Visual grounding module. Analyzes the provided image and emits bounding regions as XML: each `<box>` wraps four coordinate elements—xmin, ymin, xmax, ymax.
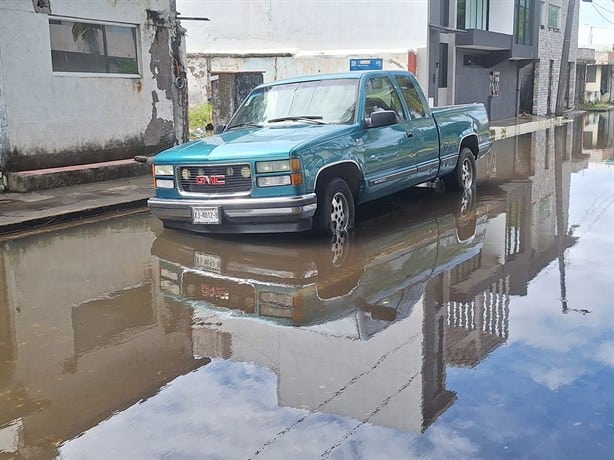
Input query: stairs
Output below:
<box><xmin>6</xmin><ymin>158</ymin><xmax>151</xmax><ymax>193</ymax></box>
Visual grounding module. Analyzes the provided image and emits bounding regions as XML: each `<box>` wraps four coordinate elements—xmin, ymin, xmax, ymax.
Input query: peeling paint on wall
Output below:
<box><xmin>145</xmin><ymin>91</ymin><xmax>175</xmax><ymax>147</ymax></box>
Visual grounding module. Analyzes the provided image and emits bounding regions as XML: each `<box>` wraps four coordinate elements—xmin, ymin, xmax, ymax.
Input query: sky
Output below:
<box><xmin>579</xmin><ymin>0</ymin><xmax>614</xmax><ymax>27</ymax></box>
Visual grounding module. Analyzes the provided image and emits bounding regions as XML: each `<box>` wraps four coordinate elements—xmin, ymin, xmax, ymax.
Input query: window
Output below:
<box><xmin>539</xmin><ymin>1</ymin><xmax>546</xmax><ymax>26</ymax></box>
<box><xmin>438</xmin><ymin>44</ymin><xmax>449</xmax><ymax>88</ymax></box>
<box><xmin>49</xmin><ymin>18</ymin><xmax>138</xmax><ymax>74</ymax></box>
<box><xmin>395</xmin><ymin>75</ymin><xmax>427</xmax><ymax>119</ymax></box>
<box><xmin>363</xmin><ymin>77</ymin><xmax>405</xmax><ymax>120</ymax></box>
<box><xmin>457</xmin><ymin>0</ymin><xmax>488</xmax><ymax>30</ymax></box>
<box><xmin>515</xmin><ymin>0</ymin><xmax>532</xmax><ymax>45</ymax></box>
<box><xmin>547</xmin><ymin>5</ymin><xmax>560</xmax><ymax>30</ymax></box>
<box><xmin>586</xmin><ymin>66</ymin><xmax>597</xmax><ymax>83</ymax></box>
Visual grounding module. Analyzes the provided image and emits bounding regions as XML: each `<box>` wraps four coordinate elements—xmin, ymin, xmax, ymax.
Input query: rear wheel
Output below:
<box><xmin>313</xmin><ymin>178</ymin><xmax>355</xmax><ymax>235</ymax></box>
<box><xmin>444</xmin><ymin>147</ymin><xmax>476</xmax><ymax>192</ymax></box>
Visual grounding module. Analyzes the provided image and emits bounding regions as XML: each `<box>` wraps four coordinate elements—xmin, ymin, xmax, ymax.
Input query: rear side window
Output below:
<box><xmin>395</xmin><ymin>75</ymin><xmax>427</xmax><ymax>119</ymax></box>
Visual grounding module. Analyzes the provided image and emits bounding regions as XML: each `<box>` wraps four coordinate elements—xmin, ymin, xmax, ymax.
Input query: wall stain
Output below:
<box><xmin>32</xmin><ymin>0</ymin><xmax>51</xmax><ymax>14</ymax></box>
<box><xmin>145</xmin><ymin>91</ymin><xmax>175</xmax><ymax>147</ymax></box>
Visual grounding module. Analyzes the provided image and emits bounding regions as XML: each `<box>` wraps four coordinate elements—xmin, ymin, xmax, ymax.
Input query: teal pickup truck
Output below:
<box><xmin>148</xmin><ymin>70</ymin><xmax>490</xmax><ymax>234</ymax></box>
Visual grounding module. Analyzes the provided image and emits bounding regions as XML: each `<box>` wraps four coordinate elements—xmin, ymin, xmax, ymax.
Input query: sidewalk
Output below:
<box><xmin>0</xmin><ymin>113</ymin><xmax>579</xmax><ymax>237</ymax></box>
<box><xmin>0</xmin><ymin>175</ymin><xmax>153</xmax><ymax>236</ymax></box>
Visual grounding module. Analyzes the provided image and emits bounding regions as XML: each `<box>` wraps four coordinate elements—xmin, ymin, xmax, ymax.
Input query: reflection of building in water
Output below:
<box><xmin>580</xmin><ymin>112</ymin><xmax>614</xmax><ymax>162</ymax></box>
<box><xmin>0</xmin><ymin>218</ymin><xmax>202</xmax><ymax>459</ymax></box>
<box><xmin>463</xmin><ymin>117</ymin><xmax>589</xmax><ymax>325</ymax></box>
<box><xmin>445</xmin><ymin>280</ymin><xmax>510</xmax><ymax>368</ymax></box>
<box><xmin>152</xmin><ymin>206</ymin><xmax>490</xmax><ymax>435</ymax></box>
<box><xmin>190</xmin><ymin>285</ymin><xmax>456</xmax><ymax>435</ymax></box>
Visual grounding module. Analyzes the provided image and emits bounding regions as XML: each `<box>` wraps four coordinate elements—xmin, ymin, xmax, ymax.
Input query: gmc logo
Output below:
<box><xmin>195</xmin><ymin>175</ymin><xmax>226</xmax><ymax>185</ymax></box>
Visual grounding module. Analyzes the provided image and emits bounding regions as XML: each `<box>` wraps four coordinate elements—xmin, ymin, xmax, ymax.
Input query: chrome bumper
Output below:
<box><xmin>147</xmin><ymin>194</ymin><xmax>317</xmax><ymax>233</ymax></box>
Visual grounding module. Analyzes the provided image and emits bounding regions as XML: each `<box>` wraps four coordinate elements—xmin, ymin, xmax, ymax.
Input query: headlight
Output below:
<box><xmin>154</xmin><ymin>165</ymin><xmax>174</xmax><ymax>176</ymax></box>
<box><xmin>256</xmin><ymin>158</ymin><xmax>301</xmax><ymax>173</ymax></box>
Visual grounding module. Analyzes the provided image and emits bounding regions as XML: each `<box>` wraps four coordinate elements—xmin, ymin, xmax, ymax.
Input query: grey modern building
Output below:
<box><xmin>428</xmin><ymin>0</ymin><xmax>579</xmax><ymax>120</ymax></box>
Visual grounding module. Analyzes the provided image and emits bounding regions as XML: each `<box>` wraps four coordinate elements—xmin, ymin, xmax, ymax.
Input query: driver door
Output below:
<box><xmin>359</xmin><ymin>76</ymin><xmax>414</xmax><ymax>200</ymax></box>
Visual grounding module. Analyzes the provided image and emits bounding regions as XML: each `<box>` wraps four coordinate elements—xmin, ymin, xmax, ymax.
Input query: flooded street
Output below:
<box><xmin>1</xmin><ymin>113</ymin><xmax>613</xmax><ymax>459</ymax></box>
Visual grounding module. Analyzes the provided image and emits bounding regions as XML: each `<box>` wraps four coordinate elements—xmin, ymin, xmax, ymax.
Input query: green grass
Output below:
<box><xmin>581</xmin><ymin>101</ymin><xmax>612</xmax><ymax>110</ymax></box>
<box><xmin>188</xmin><ymin>103</ymin><xmax>213</xmax><ymax>130</ymax></box>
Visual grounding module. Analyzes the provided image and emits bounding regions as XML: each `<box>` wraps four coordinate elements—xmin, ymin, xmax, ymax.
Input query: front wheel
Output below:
<box><xmin>443</xmin><ymin>147</ymin><xmax>476</xmax><ymax>192</ymax></box>
<box><xmin>313</xmin><ymin>178</ymin><xmax>355</xmax><ymax>235</ymax></box>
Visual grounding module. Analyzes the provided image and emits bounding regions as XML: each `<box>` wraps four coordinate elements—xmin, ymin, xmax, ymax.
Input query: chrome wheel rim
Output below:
<box><xmin>461</xmin><ymin>157</ymin><xmax>473</xmax><ymax>189</ymax></box>
<box><xmin>330</xmin><ymin>192</ymin><xmax>349</xmax><ymax>231</ymax></box>
<box><xmin>330</xmin><ymin>231</ymin><xmax>349</xmax><ymax>267</ymax></box>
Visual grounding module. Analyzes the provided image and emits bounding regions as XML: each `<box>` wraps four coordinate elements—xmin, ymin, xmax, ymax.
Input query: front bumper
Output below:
<box><xmin>147</xmin><ymin>194</ymin><xmax>318</xmax><ymax>233</ymax></box>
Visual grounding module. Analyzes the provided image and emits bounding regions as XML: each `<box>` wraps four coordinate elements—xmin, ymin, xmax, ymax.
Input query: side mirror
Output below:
<box><xmin>214</xmin><ymin>124</ymin><xmax>226</xmax><ymax>134</ymax></box>
<box><xmin>365</xmin><ymin>110</ymin><xmax>397</xmax><ymax>128</ymax></box>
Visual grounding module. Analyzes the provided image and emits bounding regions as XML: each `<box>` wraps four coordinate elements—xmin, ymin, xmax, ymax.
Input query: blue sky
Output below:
<box><xmin>580</xmin><ymin>1</ymin><xmax>614</xmax><ymax>27</ymax></box>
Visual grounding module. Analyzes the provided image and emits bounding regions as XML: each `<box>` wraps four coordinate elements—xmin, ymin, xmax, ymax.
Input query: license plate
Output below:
<box><xmin>192</xmin><ymin>206</ymin><xmax>219</xmax><ymax>224</ymax></box>
<box><xmin>194</xmin><ymin>252</ymin><xmax>222</xmax><ymax>272</ymax></box>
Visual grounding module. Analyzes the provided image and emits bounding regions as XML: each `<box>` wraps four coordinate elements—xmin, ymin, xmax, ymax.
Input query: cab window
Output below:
<box><xmin>395</xmin><ymin>75</ymin><xmax>427</xmax><ymax>119</ymax></box>
<box><xmin>363</xmin><ymin>77</ymin><xmax>405</xmax><ymax>121</ymax></box>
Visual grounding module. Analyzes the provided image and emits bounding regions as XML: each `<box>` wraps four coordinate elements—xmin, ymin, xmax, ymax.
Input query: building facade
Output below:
<box><xmin>0</xmin><ymin>0</ymin><xmax>188</xmax><ymax>189</ymax></box>
<box><xmin>180</xmin><ymin>0</ymin><xmax>580</xmax><ymax>125</ymax></box>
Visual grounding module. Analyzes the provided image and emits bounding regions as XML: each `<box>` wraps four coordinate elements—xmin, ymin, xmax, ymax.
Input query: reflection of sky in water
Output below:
<box><xmin>59</xmin><ymin>360</ymin><xmax>478</xmax><ymax>460</ymax></box>
<box><xmin>442</xmin><ymin>163</ymin><xmax>614</xmax><ymax>459</ymax></box>
<box><xmin>59</xmin><ymin>164</ymin><xmax>614</xmax><ymax>459</ymax></box>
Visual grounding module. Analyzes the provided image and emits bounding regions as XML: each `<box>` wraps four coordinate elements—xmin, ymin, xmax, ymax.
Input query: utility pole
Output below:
<box><xmin>555</xmin><ymin>0</ymin><xmax>577</xmax><ymax>115</ymax></box>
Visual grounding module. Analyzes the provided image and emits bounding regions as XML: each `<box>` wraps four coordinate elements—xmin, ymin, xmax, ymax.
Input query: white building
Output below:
<box><xmin>0</xmin><ymin>0</ymin><xmax>187</xmax><ymax>191</ymax></box>
<box><xmin>179</xmin><ymin>0</ymin><xmax>429</xmax><ymax>122</ymax></box>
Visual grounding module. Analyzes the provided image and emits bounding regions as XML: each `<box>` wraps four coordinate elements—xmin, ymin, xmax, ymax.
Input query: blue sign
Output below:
<box><xmin>350</xmin><ymin>58</ymin><xmax>383</xmax><ymax>71</ymax></box>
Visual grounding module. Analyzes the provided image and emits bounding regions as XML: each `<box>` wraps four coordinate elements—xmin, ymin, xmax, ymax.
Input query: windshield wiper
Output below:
<box><xmin>226</xmin><ymin>122</ymin><xmax>263</xmax><ymax>130</ymax></box>
<box><xmin>267</xmin><ymin>116</ymin><xmax>327</xmax><ymax>124</ymax></box>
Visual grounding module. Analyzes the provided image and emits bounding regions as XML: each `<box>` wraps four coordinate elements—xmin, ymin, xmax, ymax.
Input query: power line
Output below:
<box><xmin>593</xmin><ymin>3</ymin><xmax>614</xmax><ymax>25</ymax></box>
<box><xmin>594</xmin><ymin>0</ymin><xmax>614</xmax><ymax>16</ymax></box>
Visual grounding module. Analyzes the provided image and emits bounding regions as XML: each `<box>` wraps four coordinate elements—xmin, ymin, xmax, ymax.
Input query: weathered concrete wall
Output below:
<box><xmin>0</xmin><ymin>0</ymin><xmax>187</xmax><ymax>172</ymax></box>
<box><xmin>178</xmin><ymin>0</ymin><xmax>429</xmax><ymax>109</ymax></box>
<box><xmin>0</xmin><ymin>41</ymin><xmax>8</xmax><ymax>190</ymax></box>
<box><xmin>179</xmin><ymin>0</ymin><xmax>428</xmax><ymax>54</ymax></box>
<box><xmin>186</xmin><ymin>51</ymin><xmax>423</xmax><ymax>110</ymax></box>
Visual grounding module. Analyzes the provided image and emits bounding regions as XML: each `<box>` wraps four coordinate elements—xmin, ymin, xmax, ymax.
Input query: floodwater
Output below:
<box><xmin>1</xmin><ymin>112</ymin><xmax>613</xmax><ymax>460</ymax></box>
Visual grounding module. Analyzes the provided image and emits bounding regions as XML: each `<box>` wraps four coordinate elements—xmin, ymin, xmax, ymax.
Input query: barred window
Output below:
<box><xmin>49</xmin><ymin>18</ymin><xmax>138</xmax><ymax>75</ymax></box>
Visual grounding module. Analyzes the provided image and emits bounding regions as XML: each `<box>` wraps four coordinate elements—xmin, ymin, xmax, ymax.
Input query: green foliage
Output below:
<box><xmin>581</xmin><ymin>101</ymin><xmax>612</xmax><ymax>110</ymax></box>
<box><xmin>188</xmin><ymin>103</ymin><xmax>213</xmax><ymax>130</ymax></box>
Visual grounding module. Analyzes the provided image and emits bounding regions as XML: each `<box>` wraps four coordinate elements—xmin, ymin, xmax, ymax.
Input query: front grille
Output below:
<box><xmin>178</xmin><ymin>164</ymin><xmax>252</xmax><ymax>194</ymax></box>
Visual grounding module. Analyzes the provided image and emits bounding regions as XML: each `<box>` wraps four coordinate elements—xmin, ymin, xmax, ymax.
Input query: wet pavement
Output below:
<box><xmin>0</xmin><ymin>112</ymin><xmax>613</xmax><ymax>459</ymax></box>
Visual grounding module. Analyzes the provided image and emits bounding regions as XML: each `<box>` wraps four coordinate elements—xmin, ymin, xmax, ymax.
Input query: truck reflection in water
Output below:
<box><xmin>151</xmin><ymin>187</ymin><xmax>508</xmax><ymax>433</ymax></box>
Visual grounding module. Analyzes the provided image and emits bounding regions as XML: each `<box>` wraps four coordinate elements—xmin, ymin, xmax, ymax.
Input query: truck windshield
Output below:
<box><xmin>227</xmin><ymin>78</ymin><xmax>358</xmax><ymax>128</ymax></box>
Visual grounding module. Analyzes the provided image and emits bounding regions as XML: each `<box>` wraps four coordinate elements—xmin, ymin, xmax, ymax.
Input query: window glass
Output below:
<box><xmin>547</xmin><ymin>5</ymin><xmax>560</xmax><ymax>29</ymax></box>
<box><xmin>228</xmin><ymin>79</ymin><xmax>358</xmax><ymax>127</ymax></box>
<box><xmin>49</xmin><ymin>19</ymin><xmax>138</xmax><ymax>74</ymax></box>
<box><xmin>395</xmin><ymin>75</ymin><xmax>427</xmax><ymax>119</ymax></box>
<box><xmin>363</xmin><ymin>77</ymin><xmax>405</xmax><ymax>120</ymax></box>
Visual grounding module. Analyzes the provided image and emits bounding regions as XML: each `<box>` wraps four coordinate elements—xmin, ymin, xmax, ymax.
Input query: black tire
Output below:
<box><xmin>443</xmin><ymin>147</ymin><xmax>476</xmax><ymax>192</ymax></box>
<box><xmin>313</xmin><ymin>178</ymin><xmax>355</xmax><ymax>235</ymax></box>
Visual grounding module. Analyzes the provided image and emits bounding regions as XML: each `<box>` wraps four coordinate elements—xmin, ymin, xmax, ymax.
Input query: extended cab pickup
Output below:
<box><xmin>148</xmin><ymin>70</ymin><xmax>490</xmax><ymax>234</ymax></box>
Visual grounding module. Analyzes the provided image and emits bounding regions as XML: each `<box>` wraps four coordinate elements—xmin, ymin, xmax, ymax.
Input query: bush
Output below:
<box><xmin>188</xmin><ymin>103</ymin><xmax>213</xmax><ymax>130</ymax></box>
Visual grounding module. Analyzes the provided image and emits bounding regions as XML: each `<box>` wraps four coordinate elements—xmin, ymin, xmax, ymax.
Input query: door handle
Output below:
<box><xmin>405</xmin><ymin>130</ymin><xmax>414</xmax><ymax>138</ymax></box>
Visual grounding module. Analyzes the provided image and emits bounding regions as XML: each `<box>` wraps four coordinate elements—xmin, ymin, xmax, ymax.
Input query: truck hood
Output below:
<box><xmin>154</xmin><ymin>124</ymin><xmax>355</xmax><ymax>163</ymax></box>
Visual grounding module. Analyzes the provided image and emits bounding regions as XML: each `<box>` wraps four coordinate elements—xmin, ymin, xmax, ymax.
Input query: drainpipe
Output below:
<box><xmin>555</xmin><ymin>0</ymin><xmax>576</xmax><ymax>115</ymax></box>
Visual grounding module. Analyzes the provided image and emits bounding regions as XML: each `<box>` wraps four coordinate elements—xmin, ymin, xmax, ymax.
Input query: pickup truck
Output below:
<box><xmin>148</xmin><ymin>70</ymin><xmax>490</xmax><ymax>234</ymax></box>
